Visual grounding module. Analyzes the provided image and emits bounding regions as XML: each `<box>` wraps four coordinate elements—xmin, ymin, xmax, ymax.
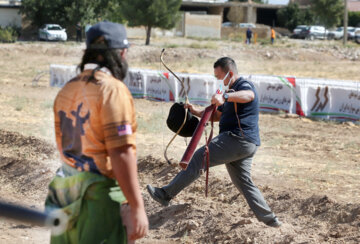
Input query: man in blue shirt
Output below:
<box><xmin>147</xmin><ymin>57</ymin><xmax>281</xmax><ymax>227</ymax></box>
<box><xmin>246</xmin><ymin>27</ymin><xmax>252</xmax><ymax>44</ymax></box>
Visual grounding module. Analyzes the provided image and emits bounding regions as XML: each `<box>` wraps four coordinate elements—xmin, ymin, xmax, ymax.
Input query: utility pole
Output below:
<box><xmin>343</xmin><ymin>0</ymin><xmax>348</xmax><ymax>45</ymax></box>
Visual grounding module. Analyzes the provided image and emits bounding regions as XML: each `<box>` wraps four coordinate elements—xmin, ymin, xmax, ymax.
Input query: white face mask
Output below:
<box><xmin>217</xmin><ymin>71</ymin><xmax>230</xmax><ymax>92</ymax></box>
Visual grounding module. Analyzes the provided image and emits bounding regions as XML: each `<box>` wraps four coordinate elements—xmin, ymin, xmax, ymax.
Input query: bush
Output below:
<box><xmin>349</xmin><ymin>12</ymin><xmax>360</xmax><ymax>27</ymax></box>
<box><xmin>277</xmin><ymin>3</ymin><xmax>315</xmax><ymax>31</ymax></box>
<box><xmin>0</xmin><ymin>26</ymin><xmax>18</xmax><ymax>43</ymax></box>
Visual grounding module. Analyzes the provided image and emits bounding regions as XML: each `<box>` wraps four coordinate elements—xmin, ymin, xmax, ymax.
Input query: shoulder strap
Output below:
<box><xmin>234</xmin><ymin>102</ymin><xmax>244</xmax><ymax>137</ymax></box>
<box><xmin>202</xmin><ymin>105</ymin><xmax>216</xmax><ymax>197</ymax></box>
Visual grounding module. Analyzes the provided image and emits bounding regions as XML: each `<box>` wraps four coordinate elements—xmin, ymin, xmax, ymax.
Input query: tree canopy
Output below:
<box><xmin>119</xmin><ymin>0</ymin><xmax>182</xmax><ymax>45</ymax></box>
<box><xmin>21</xmin><ymin>0</ymin><xmax>182</xmax><ymax>45</ymax></box>
<box><xmin>348</xmin><ymin>12</ymin><xmax>360</xmax><ymax>27</ymax></box>
<box><xmin>277</xmin><ymin>3</ymin><xmax>314</xmax><ymax>31</ymax></box>
<box><xmin>20</xmin><ymin>0</ymin><xmax>119</xmax><ymax>28</ymax></box>
<box><xmin>311</xmin><ymin>0</ymin><xmax>344</xmax><ymax>28</ymax></box>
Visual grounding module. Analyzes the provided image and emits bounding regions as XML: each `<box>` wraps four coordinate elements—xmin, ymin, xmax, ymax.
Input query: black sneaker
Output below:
<box><xmin>266</xmin><ymin>217</ymin><xmax>282</xmax><ymax>228</ymax></box>
<box><xmin>146</xmin><ymin>185</ymin><xmax>171</xmax><ymax>207</ymax></box>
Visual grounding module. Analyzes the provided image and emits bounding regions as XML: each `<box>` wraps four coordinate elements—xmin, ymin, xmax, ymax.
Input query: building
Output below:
<box><xmin>348</xmin><ymin>0</ymin><xmax>360</xmax><ymax>12</ymax></box>
<box><xmin>181</xmin><ymin>0</ymin><xmax>286</xmax><ymax>27</ymax></box>
<box><xmin>0</xmin><ymin>0</ymin><xmax>21</xmax><ymax>28</ymax></box>
<box><xmin>292</xmin><ymin>0</ymin><xmax>360</xmax><ymax>12</ymax></box>
<box><xmin>179</xmin><ymin>0</ymin><xmax>286</xmax><ymax>39</ymax></box>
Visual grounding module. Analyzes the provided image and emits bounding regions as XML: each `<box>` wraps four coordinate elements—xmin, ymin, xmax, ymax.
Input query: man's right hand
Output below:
<box><xmin>128</xmin><ymin>206</ymin><xmax>149</xmax><ymax>241</ymax></box>
<box><xmin>108</xmin><ymin>146</ymin><xmax>149</xmax><ymax>241</ymax></box>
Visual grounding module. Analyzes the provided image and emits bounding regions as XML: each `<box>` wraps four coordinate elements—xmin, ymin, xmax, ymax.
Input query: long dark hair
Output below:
<box><xmin>79</xmin><ymin>38</ymin><xmax>128</xmax><ymax>81</ymax></box>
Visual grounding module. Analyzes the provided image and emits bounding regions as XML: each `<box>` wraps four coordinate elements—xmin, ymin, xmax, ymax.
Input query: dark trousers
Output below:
<box><xmin>162</xmin><ymin>131</ymin><xmax>276</xmax><ymax>223</ymax></box>
<box><xmin>76</xmin><ymin>30</ymin><xmax>82</xmax><ymax>42</ymax></box>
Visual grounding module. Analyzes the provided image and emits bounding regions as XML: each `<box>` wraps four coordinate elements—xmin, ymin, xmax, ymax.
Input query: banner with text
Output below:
<box><xmin>49</xmin><ymin>65</ymin><xmax>359</xmax><ymax>122</ymax></box>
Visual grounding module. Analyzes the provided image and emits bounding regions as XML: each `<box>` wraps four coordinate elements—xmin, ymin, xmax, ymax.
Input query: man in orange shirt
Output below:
<box><xmin>45</xmin><ymin>21</ymin><xmax>148</xmax><ymax>243</ymax></box>
<box><xmin>271</xmin><ymin>27</ymin><xmax>276</xmax><ymax>44</ymax></box>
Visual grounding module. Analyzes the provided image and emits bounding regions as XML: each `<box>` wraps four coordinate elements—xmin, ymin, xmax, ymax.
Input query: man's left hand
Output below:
<box><xmin>211</xmin><ymin>93</ymin><xmax>224</xmax><ymax>106</ymax></box>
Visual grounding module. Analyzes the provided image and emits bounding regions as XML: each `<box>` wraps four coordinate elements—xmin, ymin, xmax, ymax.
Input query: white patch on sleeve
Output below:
<box><xmin>117</xmin><ymin>124</ymin><xmax>133</xmax><ymax>136</ymax></box>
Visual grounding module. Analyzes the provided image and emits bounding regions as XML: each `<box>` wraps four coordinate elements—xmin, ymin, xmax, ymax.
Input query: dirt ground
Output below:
<box><xmin>0</xmin><ymin>37</ymin><xmax>359</xmax><ymax>243</ymax></box>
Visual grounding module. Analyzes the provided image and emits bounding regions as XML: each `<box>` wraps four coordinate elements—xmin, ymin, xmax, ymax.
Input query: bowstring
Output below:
<box><xmin>159</xmin><ymin>51</ymin><xmax>165</xmax><ymax>160</ymax></box>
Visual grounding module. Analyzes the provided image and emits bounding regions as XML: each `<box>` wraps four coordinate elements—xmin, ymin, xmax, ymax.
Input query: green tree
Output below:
<box><xmin>20</xmin><ymin>0</ymin><xmax>117</xmax><ymax>28</ymax></box>
<box><xmin>277</xmin><ymin>3</ymin><xmax>314</xmax><ymax>31</ymax></box>
<box><xmin>119</xmin><ymin>0</ymin><xmax>182</xmax><ymax>45</ymax></box>
<box><xmin>302</xmin><ymin>8</ymin><xmax>315</xmax><ymax>26</ymax></box>
<box><xmin>20</xmin><ymin>0</ymin><xmax>66</xmax><ymax>27</ymax></box>
<box><xmin>102</xmin><ymin>1</ymin><xmax>126</xmax><ymax>24</ymax></box>
<box><xmin>311</xmin><ymin>0</ymin><xmax>344</xmax><ymax>29</ymax></box>
<box><xmin>348</xmin><ymin>11</ymin><xmax>360</xmax><ymax>27</ymax></box>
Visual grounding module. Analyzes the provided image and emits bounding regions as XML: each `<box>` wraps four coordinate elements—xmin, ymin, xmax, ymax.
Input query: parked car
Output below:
<box><xmin>355</xmin><ymin>29</ymin><xmax>360</xmax><ymax>44</ymax></box>
<box><xmin>328</xmin><ymin>26</ymin><xmax>355</xmax><ymax>40</ymax></box>
<box><xmin>291</xmin><ymin>25</ymin><xmax>308</xmax><ymax>39</ymax></box>
<box><xmin>299</xmin><ymin>25</ymin><xmax>328</xmax><ymax>40</ymax></box>
<box><xmin>221</xmin><ymin>22</ymin><xmax>235</xmax><ymax>27</ymax></box>
<box><xmin>221</xmin><ymin>22</ymin><xmax>256</xmax><ymax>28</ymax></box>
<box><xmin>38</xmin><ymin>24</ymin><xmax>67</xmax><ymax>41</ymax></box>
<box><xmin>347</xmin><ymin>27</ymin><xmax>360</xmax><ymax>40</ymax></box>
<box><xmin>238</xmin><ymin>23</ymin><xmax>256</xmax><ymax>28</ymax></box>
<box><xmin>328</xmin><ymin>27</ymin><xmax>344</xmax><ymax>40</ymax></box>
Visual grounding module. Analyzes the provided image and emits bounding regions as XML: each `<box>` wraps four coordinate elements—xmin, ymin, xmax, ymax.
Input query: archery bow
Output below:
<box><xmin>160</xmin><ymin>49</ymin><xmax>217</xmax><ymax>196</ymax></box>
<box><xmin>160</xmin><ymin>49</ymin><xmax>189</xmax><ymax>165</ymax></box>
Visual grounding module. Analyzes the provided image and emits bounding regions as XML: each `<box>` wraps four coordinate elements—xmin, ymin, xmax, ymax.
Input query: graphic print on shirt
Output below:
<box><xmin>58</xmin><ymin>103</ymin><xmax>100</xmax><ymax>174</ymax></box>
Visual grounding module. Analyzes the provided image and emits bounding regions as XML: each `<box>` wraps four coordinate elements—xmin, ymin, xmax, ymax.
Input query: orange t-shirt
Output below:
<box><xmin>54</xmin><ymin>68</ymin><xmax>137</xmax><ymax>178</ymax></box>
<box><xmin>271</xmin><ymin>29</ymin><xmax>276</xmax><ymax>39</ymax></box>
